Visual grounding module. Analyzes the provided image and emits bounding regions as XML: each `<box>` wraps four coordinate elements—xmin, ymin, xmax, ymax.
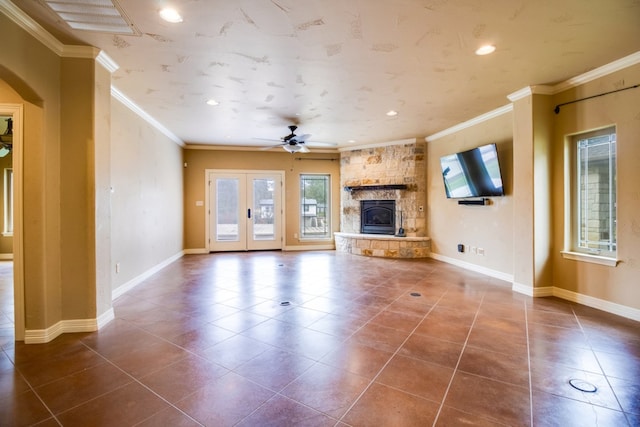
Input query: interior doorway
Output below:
<box><xmin>207</xmin><ymin>170</ymin><xmax>284</xmax><ymax>252</ymax></box>
<box><xmin>0</xmin><ymin>104</ymin><xmax>24</xmax><ymax>341</ymax></box>
<box><xmin>0</xmin><ymin>115</ymin><xmax>13</xmax><ymax>345</ymax></box>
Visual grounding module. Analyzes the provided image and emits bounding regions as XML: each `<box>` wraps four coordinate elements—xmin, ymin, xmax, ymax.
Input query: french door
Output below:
<box><xmin>207</xmin><ymin>170</ymin><xmax>283</xmax><ymax>251</ymax></box>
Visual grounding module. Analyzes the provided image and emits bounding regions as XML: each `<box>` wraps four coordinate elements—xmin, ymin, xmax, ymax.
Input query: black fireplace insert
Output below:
<box><xmin>360</xmin><ymin>200</ymin><xmax>396</xmax><ymax>235</ymax></box>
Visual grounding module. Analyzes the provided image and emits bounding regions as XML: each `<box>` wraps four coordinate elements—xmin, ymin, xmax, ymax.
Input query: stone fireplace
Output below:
<box><xmin>335</xmin><ymin>140</ymin><xmax>430</xmax><ymax>258</ymax></box>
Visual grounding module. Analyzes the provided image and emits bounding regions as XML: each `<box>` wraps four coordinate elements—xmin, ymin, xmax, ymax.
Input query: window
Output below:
<box><xmin>569</xmin><ymin>127</ymin><xmax>616</xmax><ymax>259</ymax></box>
<box><xmin>300</xmin><ymin>174</ymin><xmax>330</xmax><ymax>239</ymax></box>
<box><xmin>3</xmin><ymin>168</ymin><xmax>12</xmax><ymax>236</ymax></box>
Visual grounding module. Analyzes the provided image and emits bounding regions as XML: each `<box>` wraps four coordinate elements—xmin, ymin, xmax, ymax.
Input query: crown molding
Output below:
<box><xmin>554</xmin><ymin>51</ymin><xmax>640</xmax><ymax>93</ymax></box>
<box><xmin>111</xmin><ymin>86</ymin><xmax>184</xmax><ymax>147</ymax></box>
<box><xmin>60</xmin><ymin>45</ymin><xmax>100</xmax><ymax>59</ymax></box>
<box><xmin>507</xmin><ymin>85</ymin><xmax>556</xmax><ymax>102</ymax></box>
<box><xmin>96</xmin><ymin>51</ymin><xmax>119</xmax><ymax>73</ymax></box>
<box><xmin>425</xmin><ymin>104</ymin><xmax>513</xmax><ymax>142</ymax></box>
<box><xmin>429</xmin><ymin>51</ymin><xmax>640</xmax><ymax>142</ymax></box>
<box><xmin>508</xmin><ymin>51</ymin><xmax>640</xmax><ymax>100</ymax></box>
<box><xmin>338</xmin><ymin>138</ymin><xmax>419</xmax><ymax>152</ymax></box>
<box><xmin>0</xmin><ymin>0</ymin><xmax>64</xmax><ymax>55</ymax></box>
<box><xmin>185</xmin><ymin>144</ymin><xmax>338</xmax><ymax>153</ymax></box>
<box><xmin>0</xmin><ymin>0</ymin><xmax>119</xmax><ymax>73</ymax></box>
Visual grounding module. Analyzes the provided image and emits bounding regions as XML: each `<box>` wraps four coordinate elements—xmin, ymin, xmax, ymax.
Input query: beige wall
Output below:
<box><xmin>0</xmin><ymin>12</ymin><xmax>63</xmax><ymax>331</ymax></box>
<box><xmin>0</xmin><ymin>7</ymin><xmax>186</xmax><ymax>333</ymax></box>
<box><xmin>60</xmin><ymin>57</ymin><xmax>99</xmax><ymax>321</ymax></box>
<box><xmin>110</xmin><ymin>100</ymin><xmax>184</xmax><ymax>293</ymax></box>
<box><xmin>551</xmin><ymin>63</ymin><xmax>640</xmax><ymax>311</ymax></box>
<box><xmin>427</xmin><ymin>112</ymin><xmax>514</xmax><ymax>276</ymax></box>
<box><xmin>183</xmin><ymin>149</ymin><xmax>340</xmax><ymax>250</ymax></box>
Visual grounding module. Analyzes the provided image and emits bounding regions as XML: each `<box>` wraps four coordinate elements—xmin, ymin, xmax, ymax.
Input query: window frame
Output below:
<box><xmin>562</xmin><ymin>126</ymin><xmax>618</xmax><ymax>266</ymax></box>
<box><xmin>299</xmin><ymin>173</ymin><xmax>331</xmax><ymax>240</ymax></box>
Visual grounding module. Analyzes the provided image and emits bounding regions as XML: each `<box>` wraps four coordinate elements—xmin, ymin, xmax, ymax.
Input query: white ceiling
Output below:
<box><xmin>10</xmin><ymin>0</ymin><xmax>640</xmax><ymax>149</ymax></box>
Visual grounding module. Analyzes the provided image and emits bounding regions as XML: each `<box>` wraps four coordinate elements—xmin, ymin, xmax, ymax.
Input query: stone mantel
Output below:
<box><xmin>343</xmin><ymin>184</ymin><xmax>408</xmax><ymax>193</ymax></box>
<box><xmin>334</xmin><ymin>232</ymin><xmax>430</xmax><ymax>259</ymax></box>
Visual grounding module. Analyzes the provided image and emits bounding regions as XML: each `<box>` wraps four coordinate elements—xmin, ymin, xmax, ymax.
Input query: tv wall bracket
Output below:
<box><xmin>458</xmin><ymin>198</ymin><xmax>490</xmax><ymax>206</ymax></box>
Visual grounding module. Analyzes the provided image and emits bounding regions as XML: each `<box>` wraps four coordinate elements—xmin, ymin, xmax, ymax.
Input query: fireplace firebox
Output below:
<box><xmin>361</xmin><ymin>200</ymin><xmax>396</xmax><ymax>235</ymax></box>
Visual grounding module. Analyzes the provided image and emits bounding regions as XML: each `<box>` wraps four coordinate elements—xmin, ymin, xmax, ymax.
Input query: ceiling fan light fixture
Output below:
<box><xmin>282</xmin><ymin>144</ymin><xmax>303</xmax><ymax>153</ymax></box>
<box><xmin>159</xmin><ymin>8</ymin><xmax>183</xmax><ymax>23</ymax></box>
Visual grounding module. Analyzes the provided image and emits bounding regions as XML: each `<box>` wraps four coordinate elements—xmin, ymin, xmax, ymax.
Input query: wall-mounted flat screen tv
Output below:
<box><xmin>440</xmin><ymin>143</ymin><xmax>504</xmax><ymax>198</ymax></box>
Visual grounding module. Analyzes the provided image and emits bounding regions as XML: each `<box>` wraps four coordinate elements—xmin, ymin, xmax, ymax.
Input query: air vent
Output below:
<box><xmin>39</xmin><ymin>0</ymin><xmax>140</xmax><ymax>35</ymax></box>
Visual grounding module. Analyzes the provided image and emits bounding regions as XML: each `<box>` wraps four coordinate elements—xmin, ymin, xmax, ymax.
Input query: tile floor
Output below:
<box><xmin>0</xmin><ymin>252</ymin><xmax>639</xmax><ymax>426</ymax></box>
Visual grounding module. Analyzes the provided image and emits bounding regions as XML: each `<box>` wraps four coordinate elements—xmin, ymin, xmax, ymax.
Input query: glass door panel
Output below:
<box><xmin>251</xmin><ymin>177</ymin><xmax>275</xmax><ymax>241</ymax></box>
<box><xmin>216</xmin><ymin>178</ymin><xmax>239</xmax><ymax>242</ymax></box>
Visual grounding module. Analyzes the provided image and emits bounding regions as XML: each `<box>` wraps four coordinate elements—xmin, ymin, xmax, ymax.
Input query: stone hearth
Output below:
<box><xmin>334</xmin><ymin>232</ymin><xmax>430</xmax><ymax>259</ymax></box>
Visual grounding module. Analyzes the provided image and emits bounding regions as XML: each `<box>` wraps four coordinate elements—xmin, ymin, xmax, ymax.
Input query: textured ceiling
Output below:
<box><xmin>10</xmin><ymin>0</ymin><xmax>640</xmax><ymax>149</ymax></box>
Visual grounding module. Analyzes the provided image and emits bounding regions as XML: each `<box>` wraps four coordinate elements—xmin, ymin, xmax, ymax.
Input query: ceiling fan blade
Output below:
<box><xmin>254</xmin><ymin>137</ymin><xmax>282</xmax><ymax>143</ymax></box>
<box><xmin>295</xmin><ymin>133</ymin><xmax>312</xmax><ymax>142</ymax></box>
<box><xmin>260</xmin><ymin>143</ymin><xmax>284</xmax><ymax>151</ymax></box>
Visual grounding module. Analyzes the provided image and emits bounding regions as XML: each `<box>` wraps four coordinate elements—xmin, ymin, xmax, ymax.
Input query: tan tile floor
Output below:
<box><xmin>0</xmin><ymin>252</ymin><xmax>639</xmax><ymax>426</ymax></box>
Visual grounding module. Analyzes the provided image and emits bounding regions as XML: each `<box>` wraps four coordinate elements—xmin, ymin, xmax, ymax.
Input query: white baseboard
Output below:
<box><xmin>429</xmin><ymin>253</ymin><xmax>514</xmax><ymax>283</ymax></box>
<box><xmin>112</xmin><ymin>250</ymin><xmax>184</xmax><ymax>300</ymax></box>
<box><xmin>512</xmin><ymin>283</ymin><xmax>639</xmax><ymax>321</ymax></box>
<box><xmin>0</xmin><ymin>253</ymin><xmax>13</xmax><ymax>260</ymax></box>
<box><xmin>97</xmin><ymin>307</ymin><xmax>115</xmax><ymax>328</ymax></box>
<box><xmin>24</xmin><ymin>308</ymin><xmax>115</xmax><ymax>344</ymax></box>
<box><xmin>284</xmin><ymin>244</ymin><xmax>336</xmax><ymax>251</ymax></box>
<box><xmin>432</xmin><ymin>252</ymin><xmax>640</xmax><ymax>322</ymax></box>
<box><xmin>553</xmin><ymin>287</ymin><xmax>640</xmax><ymax>321</ymax></box>
<box><xmin>187</xmin><ymin>246</ymin><xmax>336</xmax><ymax>253</ymax></box>
<box><xmin>511</xmin><ymin>282</ymin><xmax>554</xmax><ymax>297</ymax></box>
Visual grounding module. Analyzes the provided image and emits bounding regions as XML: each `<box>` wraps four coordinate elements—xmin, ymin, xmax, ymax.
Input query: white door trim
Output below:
<box><xmin>205</xmin><ymin>169</ymin><xmax>285</xmax><ymax>252</ymax></box>
<box><xmin>0</xmin><ymin>103</ymin><xmax>24</xmax><ymax>341</ymax></box>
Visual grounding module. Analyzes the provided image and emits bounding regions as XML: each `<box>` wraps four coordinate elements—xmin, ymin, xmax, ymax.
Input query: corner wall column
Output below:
<box><xmin>509</xmin><ymin>87</ymin><xmax>555</xmax><ymax>296</ymax></box>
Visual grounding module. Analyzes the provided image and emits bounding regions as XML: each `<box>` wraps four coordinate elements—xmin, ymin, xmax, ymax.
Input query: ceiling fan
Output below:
<box><xmin>0</xmin><ymin>118</ymin><xmax>12</xmax><ymax>158</ymax></box>
<box><xmin>259</xmin><ymin>125</ymin><xmax>335</xmax><ymax>153</ymax></box>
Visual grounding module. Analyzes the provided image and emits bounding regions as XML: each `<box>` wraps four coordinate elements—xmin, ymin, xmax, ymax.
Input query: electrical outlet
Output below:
<box><xmin>294</xmin><ymin>233</ymin><xmax>298</xmax><ymax>238</ymax></box>
<box><xmin>470</xmin><ymin>247</ymin><xmax>477</xmax><ymax>254</ymax></box>
<box><xmin>477</xmin><ymin>248</ymin><xmax>485</xmax><ymax>256</ymax></box>
<box><xmin>115</xmin><ymin>263</ymin><xmax>120</xmax><ymax>273</ymax></box>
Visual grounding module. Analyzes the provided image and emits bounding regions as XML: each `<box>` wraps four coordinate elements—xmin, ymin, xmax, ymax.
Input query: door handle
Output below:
<box><xmin>247</xmin><ymin>208</ymin><xmax>251</xmax><ymax>219</ymax></box>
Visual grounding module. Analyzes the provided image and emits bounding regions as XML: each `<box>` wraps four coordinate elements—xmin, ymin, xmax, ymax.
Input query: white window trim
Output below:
<box><xmin>560</xmin><ymin>250</ymin><xmax>619</xmax><ymax>267</ymax></box>
<box><xmin>563</xmin><ymin>126</ymin><xmax>617</xmax><ymax>263</ymax></box>
<box><xmin>300</xmin><ymin>173</ymin><xmax>332</xmax><ymax>241</ymax></box>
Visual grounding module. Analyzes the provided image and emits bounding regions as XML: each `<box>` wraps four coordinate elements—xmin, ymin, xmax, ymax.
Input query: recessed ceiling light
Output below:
<box><xmin>159</xmin><ymin>8</ymin><xmax>183</xmax><ymax>23</ymax></box>
<box><xmin>386</xmin><ymin>110</ymin><xmax>398</xmax><ymax>117</ymax></box>
<box><xmin>475</xmin><ymin>45</ymin><xmax>496</xmax><ymax>56</ymax></box>
<box><xmin>348</xmin><ymin>139</ymin><xmax>356</xmax><ymax>143</ymax></box>
<box><xmin>206</xmin><ymin>99</ymin><xmax>219</xmax><ymax>106</ymax></box>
